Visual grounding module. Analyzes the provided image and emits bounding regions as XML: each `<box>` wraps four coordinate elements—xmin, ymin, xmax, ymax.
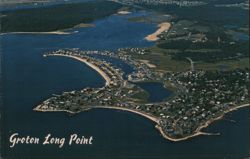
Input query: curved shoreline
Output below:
<box><xmin>92</xmin><ymin>106</ymin><xmax>160</xmax><ymax>123</ymax></box>
<box><xmin>34</xmin><ymin>105</ymin><xmax>159</xmax><ymax>123</ymax></box>
<box><xmin>157</xmin><ymin>103</ymin><xmax>250</xmax><ymax>142</ymax></box>
<box><xmin>34</xmin><ymin>103</ymin><xmax>249</xmax><ymax>142</ymax></box>
<box><xmin>45</xmin><ymin>54</ymin><xmax>111</xmax><ymax>86</ymax></box>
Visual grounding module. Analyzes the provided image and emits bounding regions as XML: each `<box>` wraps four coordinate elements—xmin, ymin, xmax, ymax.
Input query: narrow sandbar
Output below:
<box><xmin>74</xmin><ymin>23</ymin><xmax>95</xmax><ymax>28</ymax></box>
<box><xmin>145</xmin><ymin>22</ymin><xmax>171</xmax><ymax>41</ymax></box>
<box><xmin>0</xmin><ymin>31</ymin><xmax>71</xmax><ymax>35</ymax></box>
<box><xmin>117</xmin><ymin>11</ymin><xmax>131</xmax><ymax>15</ymax></box>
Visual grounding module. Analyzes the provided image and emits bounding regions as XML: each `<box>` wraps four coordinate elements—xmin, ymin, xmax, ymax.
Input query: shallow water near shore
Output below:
<box><xmin>1</xmin><ymin>10</ymin><xmax>250</xmax><ymax>159</ymax></box>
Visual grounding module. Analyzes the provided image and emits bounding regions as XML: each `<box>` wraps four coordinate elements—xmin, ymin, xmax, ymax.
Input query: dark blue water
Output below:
<box><xmin>136</xmin><ymin>82</ymin><xmax>172</xmax><ymax>103</ymax></box>
<box><xmin>232</xmin><ymin>32</ymin><xmax>249</xmax><ymax>41</ymax></box>
<box><xmin>224</xmin><ymin>25</ymin><xmax>239</xmax><ymax>29</ymax></box>
<box><xmin>1</xmin><ymin>11</ymin><xmax>250</xmax><ymax>159</ymax></box>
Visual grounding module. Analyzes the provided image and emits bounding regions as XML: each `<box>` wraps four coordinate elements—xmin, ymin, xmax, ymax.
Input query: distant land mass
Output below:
<box><xmin>0</xmin><ymin>0</ymin><xmax>57</xmax><ymax>6</ymax></box>
<box><xmin>0</xmin><ymin>1</ymin><xmax>122</xmax><ymax>33</ymax></box>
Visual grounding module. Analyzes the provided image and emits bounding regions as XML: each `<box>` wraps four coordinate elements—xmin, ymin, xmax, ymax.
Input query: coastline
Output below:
<box><xmin>145</xmin><ymin>22</ymin><xmax>171</xmax><ymax>41</ymax></box>
<box><xmin>0</xmin><ymin>22</ymin><xmax>97</xmax><ymax>36</ymax></box>
<box><xmin>156</xmin><ymin>103</ymin><xmax>250</xmax><ymax>142</ymax></box>
<box><xmin>0</xmin><ymin>0</ymin><xmax>50</xmax><ymax>6</ymax></box>
<box><xmin>46</xmin><ymin>54</ymin><xmax>111</xmax><ymax>86</ymax></box>
<box><xmin>33</xmin><ymin>106</ymin><xmax>77</xmax><ymax>114</ymax></box>
<box><xmin>35</xmin><ymin>51</ymin><xmax>250</xmax><ymax>142</ymax></box>
<box><xmin>92</xmin><ymin>106</ymin><xmax>160</xmax><ymax>123</ymax></box>
<box><xmin>155</xmin><ymin>125</ymin><xmax>219</xmax><ymax>142</ymax></box>
<box><xmin>0</xmin><ymin>31</ymin><xmax>71</xmax><ymax>35</ymax></box>
<box><xmin>34</xmin><ymin>103</ymin><xmax>250</xmax><ymax>142</ymax></box>
<box><xmin>74</xmin><ymin>23</ymin><xmax>95</xmax><ymax>28</ymax></box>
<box><xmin>34</xmin><ymin>105</ymin><xmax>160</xmax><ymax>123</ymax></box>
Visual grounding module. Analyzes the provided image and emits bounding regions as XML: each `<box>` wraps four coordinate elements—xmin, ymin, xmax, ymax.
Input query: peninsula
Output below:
<box><xmin>34</xmin><ymin>49</ymin><xmax>250</xmax><ymax>142</ymax></box>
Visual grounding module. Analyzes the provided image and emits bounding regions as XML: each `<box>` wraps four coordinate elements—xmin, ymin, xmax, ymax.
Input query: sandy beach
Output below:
<box><xmin>34</xmin><ymin>104</ymin><xmax>159</xmax><ymax>123</ymax></box>
<box><xmin>92</xmin><ymin>106</ymin><xmax>160</xmax><ymax>123</ymax></box>
<box><xmin>117</xmin><ymin>11</ymin><xmax>131</xmax><ymax>15</ymax></box>
<box><xmin>145</xmin><ymin>22</ymin><xmax>171</xmax><ymax>41</ymax></box>
<box><xmin>74</xmin><ymin>23</ymin><xmax>95</xmax><ymax>28</ymax></box>
<box><xmin>47</xmin><ymin>54</ymin><xmax>112</xmax><ymax>86</ymax></box>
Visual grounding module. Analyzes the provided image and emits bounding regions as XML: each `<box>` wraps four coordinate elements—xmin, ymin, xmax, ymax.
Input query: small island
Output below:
<box><xmin>34</xmin><ymin>48</ymin><xmax>249</xmax><ymax>141</ymax></box>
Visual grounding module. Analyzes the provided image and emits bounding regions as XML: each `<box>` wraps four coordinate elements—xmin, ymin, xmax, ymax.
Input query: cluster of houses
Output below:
<box><xmin>157</xmin><ymin>69</ymin><xmax>249</xmax><ymax>137</ymax></box>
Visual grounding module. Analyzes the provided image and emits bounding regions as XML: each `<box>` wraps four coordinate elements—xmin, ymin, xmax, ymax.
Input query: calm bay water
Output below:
<box><xmin>136</xmin><ymin>82</ymin><xmax>172</xmax><ymax>103</ymax></box>
<box><xmin>1</xmin><ymin>11</ymin><xmax>249</xmax><ymax>159</ymax></box>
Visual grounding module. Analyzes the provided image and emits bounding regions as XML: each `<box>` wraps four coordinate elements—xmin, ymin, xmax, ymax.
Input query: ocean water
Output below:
<box><xmin>1</xmin><ymin>11</ymin><xmax>249</xmax><ymax>159</ymax></box>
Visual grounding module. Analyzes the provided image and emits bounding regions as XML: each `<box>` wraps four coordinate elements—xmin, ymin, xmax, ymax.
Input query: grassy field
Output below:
<box><xmin>131</xmin><ymin>90</ymin><xmax>149</xmax><ymax>103</ymax></box>
<box><xmin>127</xmin><ymin>1</ymin><xmax>249</xmax><ymax>72</ymax></box>
<box><xmin>132</xmin><ymin>13</ymin><xmax>249</xmax><ymax>72</ymax></box>
<box><xmin>195</xmin><ymin>58</ymin><xmax>250</xmax><ymax>70</ymax></box>
<box><xmin>130</xmin><ymin>45</ymin><xmax>249</xmax><ymax>72</ymax></box>
<box><xmin>130</xmin><ymin>47</ymin><xmax>190</xmax><ymax>72</ymax></box>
